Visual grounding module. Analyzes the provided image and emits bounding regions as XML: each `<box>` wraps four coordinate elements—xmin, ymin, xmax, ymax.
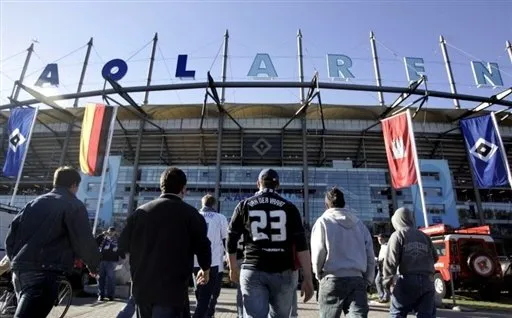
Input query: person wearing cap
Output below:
<box><xmin>310</xmin><ymin>187</ymin><xmax>375</xmax><ymax>318</ymax></box>
<box><xmin>383</xmin><ymin>207</ymin><xmax>438</xmax><ymax>318</ymax></box>
<box><xmin>96</xmin><ymin>226</ymin><xmax>123</xmax><ymax>301</ymax></box>
<box><xmin>227</xmin><ymin>168</ymin><xmax>314</xmax><ymax>318</ymax></box>
<box><xmin>374</xmin><ymin>234</ymin><xmax>390</xmax><ymax>303</ymax></box>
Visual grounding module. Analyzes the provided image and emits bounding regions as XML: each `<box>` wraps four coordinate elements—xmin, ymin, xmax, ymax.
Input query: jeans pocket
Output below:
<box><xmin>320</xmin><ymin>276</ymin><xmax>334</xmax><ymax>288</ymax></box>
<box><xmin>318</xmin><ymin>278</ymin><xmax>337</xmax><ymax>305</ymax></box>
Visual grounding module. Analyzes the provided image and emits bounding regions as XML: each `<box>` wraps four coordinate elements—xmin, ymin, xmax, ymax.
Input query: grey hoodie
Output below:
<box><xmin>310</xmin><ymin>208</ymin><xmax>375</xmax><ymax>283</ymax></box>
<box><xmin>383</xmin><ymin>207</ymin><xmax>438</xmax><ymax>285</ymax></box>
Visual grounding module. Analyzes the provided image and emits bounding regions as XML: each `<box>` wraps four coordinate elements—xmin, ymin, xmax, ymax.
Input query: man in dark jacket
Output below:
<box><xmin>119</xmin><ymin>167</ymin><xmax>211</xmax><ymax>318</ymax></box>
<box><xmin>383</xmin><ymin>207</ymin><xmax>438</xmax><ymax>318</ymax></box>
<box><xmin>5</xmin><ymin>166</ymin><xmax>101</xmax><ymax>318</ymax></box>
<box><xmin>96</xmin><ymin>226</ymin><xmax>122</xmax><ymax>301</ymax></box>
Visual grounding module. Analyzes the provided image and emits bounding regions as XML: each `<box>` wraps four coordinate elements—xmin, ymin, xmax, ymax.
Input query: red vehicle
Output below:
<box><xmin>69</xmin><ymin>259</ymin><xmax>94</xmax><ymax>291</ymax></box>
<box><xmin>421</xmin><ymin>224</ymin><xmax>503</xmax><ymax>301</ymax></box>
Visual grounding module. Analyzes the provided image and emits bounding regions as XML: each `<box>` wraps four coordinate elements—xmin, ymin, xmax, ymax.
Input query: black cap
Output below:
<box><xmin>258</xmin><ymin>168</ymin><xmax>279</xmax><ymax>182</ymax></box>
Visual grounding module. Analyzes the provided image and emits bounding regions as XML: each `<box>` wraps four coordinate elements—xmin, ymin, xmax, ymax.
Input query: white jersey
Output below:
<box><xmin>378</xmin><ymin>243</ymin><xmax>388</xmax><ymax>262</ymax></box>
<box><xmin>194</xmin><ymin>210</ymin><xmax>228</xmax><ymax>268</ymax></box>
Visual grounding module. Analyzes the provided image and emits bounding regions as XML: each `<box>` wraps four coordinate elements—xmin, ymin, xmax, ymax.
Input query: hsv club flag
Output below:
<box><xmin>460</xmin><ymin>113</ymin><xmax>512</xmax><ymax>188</ymax></box>
<box><xmin>2</xmin><ymin>107</ymin><xmax>37</xmax><ymax>177</ymax></box>
<box><xmin>381</xmin><ymin>110</ymin><xmax>419</xmax><ymax>189</ymax></box>
<box><xmin>79</xmin><ymin>103</ymin><xmax>114</xmax><ymax>176</ymax></box>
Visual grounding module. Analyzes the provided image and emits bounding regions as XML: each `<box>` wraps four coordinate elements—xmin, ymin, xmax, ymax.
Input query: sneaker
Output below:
<box><xmin>97</xmin><ymin>296</ymin><xmax>105</xmax><ymax>301</ymax></box>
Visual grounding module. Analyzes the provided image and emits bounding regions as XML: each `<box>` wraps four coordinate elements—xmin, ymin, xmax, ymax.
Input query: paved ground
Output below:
<box><xmin>59</xmin><ymin>287</ymin><xmax>511</xmax><ymax>318</ymax></box>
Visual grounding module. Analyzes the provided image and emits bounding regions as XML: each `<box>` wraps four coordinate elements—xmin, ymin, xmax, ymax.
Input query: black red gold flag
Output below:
<box><xmin>79</xmin><ymin>103</ymin><xmax>114</xmax><ymax>176</ymax></box>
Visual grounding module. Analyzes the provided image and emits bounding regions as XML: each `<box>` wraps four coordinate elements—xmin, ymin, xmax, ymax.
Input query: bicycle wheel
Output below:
<box><xmin>0</xmin><ymin>290</ymin><xmax>16</xmax><ymax>318</ymax></box>
<box><xmin>47</xmin><ymin>280</ymin><xmax>72</xmax><ymax>318</ymax></box>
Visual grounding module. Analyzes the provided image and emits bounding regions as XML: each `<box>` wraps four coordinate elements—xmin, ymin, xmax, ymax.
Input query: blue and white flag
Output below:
<box><xmin>460</xmin><ymin>113</ymin><xmax>512</xmax><ymax>188</ymax></box>
<box><xmin>2</xmin><ymin>107</ymin><xmax>37</xmax><ymax>177</ymax></box>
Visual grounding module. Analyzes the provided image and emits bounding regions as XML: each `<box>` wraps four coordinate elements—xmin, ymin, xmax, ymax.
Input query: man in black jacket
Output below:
<box><xmin>119</xmin><ymin>167</ymin><xmax>211</xmax><ymax>318</ymax></box>
<box><xmin>5</xmin><ymin>166</ymin><xmax>101</xmax><ymax>318</ymax></box>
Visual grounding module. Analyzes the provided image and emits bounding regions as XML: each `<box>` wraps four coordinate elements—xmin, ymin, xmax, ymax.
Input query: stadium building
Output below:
<box><xmin>1</xmin><ymin>103</ymin><xmax>512</xmax><ymax>242</ymax></box>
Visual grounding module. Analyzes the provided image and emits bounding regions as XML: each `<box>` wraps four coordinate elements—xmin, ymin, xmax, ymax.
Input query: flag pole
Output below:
<box><xmin>10</xmin><ymin>106</ymin><xmax>40</xmax><ymax>206</ymax></box>
<box><xmin>490</xmin><ymin>112</ymin><xmax>512</xmax><ymax>189</ymax></box>
<box><xmin>406</xmin><ymin>109</ymin><xmax>429</xmax><ymax>227</ymax></box>
<box><xmin>92</xmin><ymin>105</ymin><xmax>119</xmax><ymax>235</ymax></box>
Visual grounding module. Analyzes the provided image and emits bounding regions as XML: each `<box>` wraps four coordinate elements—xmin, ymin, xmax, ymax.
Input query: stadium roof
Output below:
<box><xmin>0</xmin><ymin>103</ymin><xmax>508</xmax><ymax>124</ymax></box>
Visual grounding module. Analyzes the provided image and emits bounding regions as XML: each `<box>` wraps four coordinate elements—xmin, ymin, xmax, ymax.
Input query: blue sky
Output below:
<box><xmin>1</xmin><ymin>0</ymin><xmax>511</xmax><ymax>109</ymax></box>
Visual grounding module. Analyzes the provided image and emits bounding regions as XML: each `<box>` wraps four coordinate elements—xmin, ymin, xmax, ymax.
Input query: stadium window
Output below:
<box><xmin>423</xmin><ymin>187</ymin><xmax>443</xmax><ymax>197</ymax></box>
<box><xmin>84</xmin><ymin>198</ymin><xmax>104</xmax><ymax>209</ymax></box>
<box><xmin>421</xmin><ymin>172</ymin><xmax>440</xmax><ymax>181</ymax></box>
<box><xmin>87</xmin><ymin>183</ymin><xmax>105</xmax><ymax>193</ymax></box>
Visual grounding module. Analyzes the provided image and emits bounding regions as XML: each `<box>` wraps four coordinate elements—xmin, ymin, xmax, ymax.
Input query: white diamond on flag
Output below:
<box><xmin>469</xmin><ymin>138</ymin><xmax>498</xmax><ymax>162</ymax></box>
<box><xmin>8</xmin><ymin>128</ymin><xmax>27</xmax><ymax>153</ymax></box>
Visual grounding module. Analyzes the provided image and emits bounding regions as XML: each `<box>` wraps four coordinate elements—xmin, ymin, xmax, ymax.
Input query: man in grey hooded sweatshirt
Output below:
<box><xmin>311</xmin><ymin>187</ymin><xmax>375</xmax><ymax>318</ymax></box>
<box><xmin>383</xmin><ymin>207</ymin><xmax>438</xmax><ymax>318</ymax></box>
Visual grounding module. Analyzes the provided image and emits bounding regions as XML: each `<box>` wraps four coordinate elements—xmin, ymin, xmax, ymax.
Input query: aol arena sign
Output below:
<box><xmin>33</xmin><ymin>53</ymin><xmax>507</xmax><ymax>88</ymax></box>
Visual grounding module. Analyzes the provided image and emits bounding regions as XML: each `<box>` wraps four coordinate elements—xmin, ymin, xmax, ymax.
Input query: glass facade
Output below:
<box><xmin>1</xmin><ymin>159</ymin><xmax>510</xmax><ymax>237</ymax></box>
<box><xmin>128</xmin><ymin>165</ymin><xmax>396</xmax><ymax>233</ymax></box>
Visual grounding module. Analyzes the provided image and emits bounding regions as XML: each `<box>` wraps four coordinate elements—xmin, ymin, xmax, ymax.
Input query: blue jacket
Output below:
<box><xmin>5</xmin><ymin>187</ymin><xmax>101</xmax><ymax>274</ymax></box>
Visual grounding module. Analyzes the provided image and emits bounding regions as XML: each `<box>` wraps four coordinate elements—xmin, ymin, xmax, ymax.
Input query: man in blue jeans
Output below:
<box><xmin>227</xmin><ymin>169</ymin><xmax>314</xmax><ymax>318</ymax></box>
<box><xmin>193</xmin><ymin>194</ymin><xmax>227</xmax><ymax>318</ymax></box>
<box><xmin>310</xmin><ymin>187</ymin><xmax>375</xmax><ymax>318</ymax></box>
<box><xmin>232</xmin><ymin>239</ymin><xmax>244</xmax><ymax>318</ymax></box>
<box><xmin>383</xmin><ymin>207</ymin><xmax>438</xmax><ymax>318</ymax></box>
<box><xmin>96</xmin><ymin>226</ymin><xmax>122</xmax><ymax>301</ymax></box>
<box><xmin>116</xmin><ymin>295</ymin><xmax>135</xmax><ymax>318</ymax></box>
<box><xmin>374</xmin><ymin>234</ymin><xmax>390</xmax><ymax>303</ymax></box>
<box><xmin>6</xmin><ymin>166</ymin><xmax>101</xmax><ymax>318</ymax></box>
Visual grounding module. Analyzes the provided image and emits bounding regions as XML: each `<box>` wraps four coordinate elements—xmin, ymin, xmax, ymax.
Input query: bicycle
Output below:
<box><xmin>0</xmin><ymin>276</ymin><xmax>73</xmax><ymax>318</ymax></box>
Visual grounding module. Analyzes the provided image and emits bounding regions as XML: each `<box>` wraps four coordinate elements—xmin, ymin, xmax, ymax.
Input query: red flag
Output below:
<box><xmin>381</xmin><ymin>110</ymin><xmax>419</xmax><ymax>189</ymax></box>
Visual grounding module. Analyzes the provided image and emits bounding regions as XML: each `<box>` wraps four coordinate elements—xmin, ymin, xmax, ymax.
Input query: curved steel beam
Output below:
<box><xmin>2</xmin><ymin>81</ymin><xmax>512</xmax><ymax>110</ymax></box>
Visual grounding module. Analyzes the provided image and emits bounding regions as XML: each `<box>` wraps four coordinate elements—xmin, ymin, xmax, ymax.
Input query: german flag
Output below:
<box><xmin>79</xmin><ymin>103</ymin><xmax>115</xmax><ymax>176</ymax></box>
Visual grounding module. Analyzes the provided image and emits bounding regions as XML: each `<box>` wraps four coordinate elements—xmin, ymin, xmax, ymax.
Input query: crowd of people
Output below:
<box><xmin>2</xmin><ymin>165</ymin><xmax>439</xmax><ymax>318</ymax></box>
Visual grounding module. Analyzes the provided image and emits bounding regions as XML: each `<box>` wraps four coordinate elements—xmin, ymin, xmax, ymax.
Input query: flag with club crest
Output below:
<box><xmin>2</xmin><ymin>107</ymin><xmax>37</xmax><ymax>177</ymax></box>
<box><xmin>381</xmin><ymin>109</ymin><xmax>420</xmax><ymax>189</ymax></box>
<box><xmin>460</xmin><ymin>113</ymin><xmax>512</xmax><ymax>188</ymax></box>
